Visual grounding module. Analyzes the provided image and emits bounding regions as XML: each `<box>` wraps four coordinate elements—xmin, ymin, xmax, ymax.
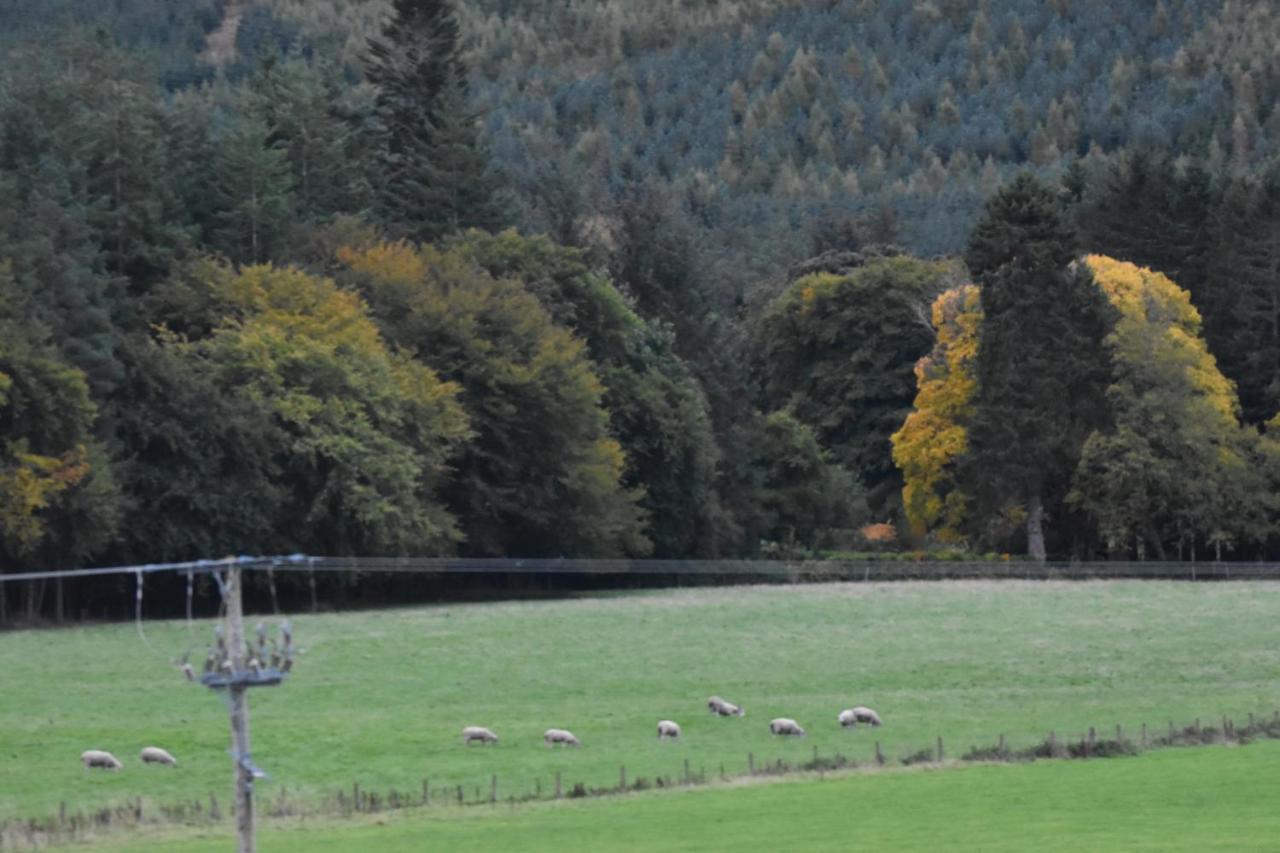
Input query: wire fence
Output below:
<box><xmin>3</xmin><ymin>555</ymin><xmax>1280</xmax><ymax>625</ymax></box>
<box><xmin>7</xmin><ymin>554</ymin><xmax>1280</xmax><ymax>584</ymax></box>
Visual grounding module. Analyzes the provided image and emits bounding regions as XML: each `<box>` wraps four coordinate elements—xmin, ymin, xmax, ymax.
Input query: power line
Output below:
<box><xmin>4</xmin><ymin>554</ymin><xmax>1280</xmax><ymax>583</ymax></box>
<box><xmin>0</xmin><ymin>555</ymin><xmax>272</xmax><ymax>583</ymax></box>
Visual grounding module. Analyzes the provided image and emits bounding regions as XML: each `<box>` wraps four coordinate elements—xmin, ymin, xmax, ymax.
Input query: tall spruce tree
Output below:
<box><xmin>961</xmin><ymin>174</ymin><xmax>1115</xmax><ymax>560</ymax></box>
<box><xmin>364</xmin><ymin>0</ymin><xmax>508</xmax><ymax>241</ymax></box>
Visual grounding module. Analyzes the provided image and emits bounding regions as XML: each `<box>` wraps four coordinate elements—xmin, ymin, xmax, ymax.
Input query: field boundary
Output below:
<box><xmin>6</xmin><ymin>709</ymin><xmax>1278</xmax><ymax>850</ymax></box>
<box><xmin>6</xmin><ymin>555</ymin><xmax>1280</xmax><ymax>586</ymax></box>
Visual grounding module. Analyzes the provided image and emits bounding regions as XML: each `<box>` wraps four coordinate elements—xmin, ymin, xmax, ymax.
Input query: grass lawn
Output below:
<box><xmin>2</xmin><ymin>580</ymin><xmax>1279</xmax><ymax>825</ymax></box>
<box><xmin>100</xmin><ymin>741</ymin><xmax>1280</xmax><ymax>851</ymax></box>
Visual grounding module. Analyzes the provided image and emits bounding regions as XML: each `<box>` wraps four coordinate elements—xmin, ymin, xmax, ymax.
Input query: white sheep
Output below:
<box><xmin>462</xmin><ymin>726</ymin><xmax>499</xmax><ymax>745</ymax></box>
<box><xmin>769</xmin><ymin>718</ymin><xmax>806</xmax><ymax>737</ymax></box>
<box><xmin>139</xmin><ymin>746</ymin><xmax>178</xmax><ymax>766</ymax></box>
<box><xmin>543</xmin><ymin>728</ymin><xmax>581</xmax><ymax>747</ymax></box>
<box><xmin>838</xmin><ymin>706</ymin><xmax>883</xmax><ymax>728</ymax></box>
<box><xmin>81</xmin><ymin>750</ymin><xmax>123</xmax><ymax>771</ymax></box>
<box><xmin>707</xmin><ymin>695</ymin><xmax>745</xmax><ymax>717</ymax></box>
<box><xmin>657</xmin><ymin>720</ymin><xmax>681</xmax><ymax>739</ymax></box>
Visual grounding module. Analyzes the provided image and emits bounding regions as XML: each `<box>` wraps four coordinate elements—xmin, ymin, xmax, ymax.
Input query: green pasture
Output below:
<box><xmin>101</xmin><ymin>741</ymin><xmax>1280</xmax><ymax>851</ymax></box>
<box><xmin>2</xmin><ymin>580</ymin><xmax>1279</xmax><ymax>826</ymax></box>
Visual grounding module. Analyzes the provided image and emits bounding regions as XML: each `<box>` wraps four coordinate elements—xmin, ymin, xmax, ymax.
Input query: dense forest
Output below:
<box><xmin>3</xmin><ymin>0</ymin><xmax>1280</xmax><ymax>617</ymax></box>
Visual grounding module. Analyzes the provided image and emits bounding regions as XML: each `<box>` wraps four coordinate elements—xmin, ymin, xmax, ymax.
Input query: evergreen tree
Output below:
<box><xmin>208</xmin><ymin>111</ymin><xmax>295</xmax><ymax>264</ymax></box>
<box><xmin>960</xmin><ymin>174</ymin><xmax>1115</xmax><ymax>560</ymax></box>
<box><xmin>1201</xmin><ymin>168</ymin><xmax>1280</xmax><ymax>425</ymax></box>
<box><xmin>248</xmin><ymin>55</ymin><xmax>377</xmax><ymax>229</ymax></box>
<box><xmin>364</xmin><ymin>0</ymin><xmax>509</xmax><ymax>241</ymax></box>
<box><xmin>412</xmin><ymin>78</ymin><xmax>511</xmax><ymax>239</ymax></box>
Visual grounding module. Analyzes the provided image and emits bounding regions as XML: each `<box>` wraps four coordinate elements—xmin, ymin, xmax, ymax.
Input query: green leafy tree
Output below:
<box><xmin>205</xmin><ymin>263</ymin><xmax>470</xmax><ymax>554</ymax></box>
<box><xmin>0</xmin><ymin>264</ymin><xmax>118</xmax><ymax>617</ymax></box>
<box><xmin>734</xmin><ymin>411</ymin><xmax>858</xmax><ymax>555</ymax></box>
<box><xmin>757</xmin><ymin>251</ymin><xmax>958</xmax><ymax>515</ymax></box>
<box><xmin>960</xmin><ymin>174</ymin><xmax>1115</xmax><ymax>560</ymax></box>
<box><xmin>451</xmin><ymin>229</ymin><xmax>722</xmax><ymax>556</ymax></box>
<box><xmin>109</xmin><ymin>328</ymin><xmax>284</xmax><ymax>562</ymax></box>
<box><xmin>338</xmin><ymin>240</ymin><xmax>649</xmax><ymax>557</ymax></box>
<box><xmin>117</xmin><ymin>260</ymin><xmax>470</xmax><ymax>558</ymax></box>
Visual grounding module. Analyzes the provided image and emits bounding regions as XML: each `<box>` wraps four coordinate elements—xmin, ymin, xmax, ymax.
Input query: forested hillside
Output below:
<box><xmin>3</xmin><ymin>0</ymin><xmax>1280</xmax><ymax>618</ymax></box>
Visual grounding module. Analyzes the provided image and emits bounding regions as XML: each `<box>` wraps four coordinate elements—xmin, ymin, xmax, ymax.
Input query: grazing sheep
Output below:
<box><xmin>462</xmin><ymin>726</ymin><xmax>499</xmax><ymax>745</ymax></box>
<box><xmin>707</xmin><ymin>695</ymin><xmax>745</xmax><ymax>717</ymax></box>
<box><xmin>81</xmin><ymin>750</ymin><xmax>123</xmax><ymax>771</ymax></box>
<box><xmin>139</xmin><ymin>746</ymin><xmax>177</xmax><ymax>766</ymax></box>
<box><xmin>769</xmin><ymin>718</ymin><xmax>806</xmax><ymax>737</ymax></box>
<box><xmin>543</xmin><ymin>728</ymin><xmax>581</xmax><ymax>747</ymax></box>
<box><xmin>838</xmin><ymin>706</ymin><xmax>883</xmax><ymax>728</ymax></box>
<box><xmin>657</xmin><ymin>720</ymin><xmax>681</xmax><ymax>739</ymax></box>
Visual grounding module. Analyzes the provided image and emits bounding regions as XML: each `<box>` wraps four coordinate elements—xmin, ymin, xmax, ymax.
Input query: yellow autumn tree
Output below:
<box><xmin>1069</xmin><ymin>255</ymin><xmax>1266</xmax><ymax>558</ymax></box>
<box><xmin>891</xmin><ymin>284</ymin><xmax>981</xmax><ymax>542</ymax></box>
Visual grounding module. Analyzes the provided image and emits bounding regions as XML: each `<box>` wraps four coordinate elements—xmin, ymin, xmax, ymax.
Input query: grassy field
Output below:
<box><xmin>99</xmin><ymin>741</ymin><xmax>1280</xmax><ymax>851</ymax></box>
<box><xmin>2</xmin><ymin>580</ymin><xmax>1279</xmax><ymax>827</ymax></box>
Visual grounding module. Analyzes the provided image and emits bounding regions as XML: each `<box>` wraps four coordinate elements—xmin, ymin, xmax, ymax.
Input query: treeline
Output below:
<box><xmin>4</xmin><ymin>0</ymin><xmax>1280</xmax><ymax>621</ymax></box>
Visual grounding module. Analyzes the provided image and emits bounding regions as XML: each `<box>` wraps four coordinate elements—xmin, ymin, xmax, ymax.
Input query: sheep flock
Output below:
<box><xmin>81</xmin><ymin>697</ymin><xmax>884</xmax><ymax>771</ymax></box>
<box><xmin>453</xmin><ymin>698</ymin><xmax>883</xmax><ymax>749</ymax></box>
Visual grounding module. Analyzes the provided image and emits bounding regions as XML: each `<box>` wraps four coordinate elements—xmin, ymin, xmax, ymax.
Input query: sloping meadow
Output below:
<box><xmin>3</xmin><ymin>580</ymin><xmax>1279</xmax><ymax>827</ymax></box>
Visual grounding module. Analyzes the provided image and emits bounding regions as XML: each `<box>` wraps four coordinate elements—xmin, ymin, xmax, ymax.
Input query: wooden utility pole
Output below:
<box><xmin>225</xmin><ymin>568</ymin><xmax>256</xmax><ymax>853</ymax></box>
<box><xmin>201</xmin><ymin>564</ymin><xmax>290</xmax><ymax>853</ymax></box>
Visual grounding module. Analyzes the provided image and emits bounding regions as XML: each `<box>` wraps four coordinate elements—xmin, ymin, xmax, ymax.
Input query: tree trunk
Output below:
<box><xmin>1146</xmin><ymin>527</ymin><xmax>1167</xmax><ymax>561</ymax></box>
<box><xmin>25</xmin><ymin>579</ymin><xmax>46</xmax><ymax>621</ymax></box>
<box><xmin>1026</xmin><ymin>491</ymin><xmax>1046</xmax><ymax>562</ymax></box>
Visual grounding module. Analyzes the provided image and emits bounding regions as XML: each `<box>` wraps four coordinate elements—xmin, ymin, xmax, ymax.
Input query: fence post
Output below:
<box><xmin>1115</xmin><ymin>724</ymin><xmax>1122</xmax><ymax>742</ymax></box>
<box><xmin>998</xmin><ymin>733</ymin><xmax>1006</xmax><ymax>755</ymax></box>
<box><xmin>554</xmin><ymin>772</ymin><xmax>561</xmax><ymax>799</ymax></box>
<box><xmin>456</xmin><ymin>785</ymin><xmax>463</xmax><ymax>806</ymax></box>
<box><xmin>874</xmin><ymin>741</ymin><xmax>884</xmax><ymax>766</ymax></box>
<box><xmin>748</xmin><ymin>752</ymin><xmax>754</xmax><ymax>774</ymax></box>
<box><xmin>491</xmin><ymin>775</ymin><xmax>497</xmax><ymax>805</ymax></box>
<box><xmin>1141</xmin><ymin>724</ymin><xmax>1147</xmax><ymax>748</ymax></box>
<box><xmin>422</xmin><ymin>779</ymin><xmax>429</xmax><ymax>806</ymax></box>
<box><xmin>619</xmin><ymin>766</ymin><xmax>626</xmax><ymax>789</ymax></box>
<box><xmin>1048</xmin><ymin>731</ymin><xmax>1056</xmax><ymax>757</ymax></box>
<box><xmin>936</xmin><ymin>736</ymin><xmax>944</xmax><ymax>763</ymax></box>
<box><xmin>684</xmin><ymin>758</ymin><xmax>691</xmax><ymax>785</ymax></box>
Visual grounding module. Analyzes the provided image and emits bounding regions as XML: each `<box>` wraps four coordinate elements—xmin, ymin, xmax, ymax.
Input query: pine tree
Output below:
<box><xmin>413</xmin><ymin>77</ymin><xmax>511</xmax><ymax>240</ymax></box>
<box><xmin>363</xmin><ymin>0</ymin><xmax>509</xmax><ymax>241</ymax></box>
<box><xmin>960</xmin><ymin>174</ymin><xmax>1115</xmax><ymax>560</ymax></box>
<box><xmin>208</xmin><ymin>112</ymin><xmax>295</xmax><ymax>264</ymax></box>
